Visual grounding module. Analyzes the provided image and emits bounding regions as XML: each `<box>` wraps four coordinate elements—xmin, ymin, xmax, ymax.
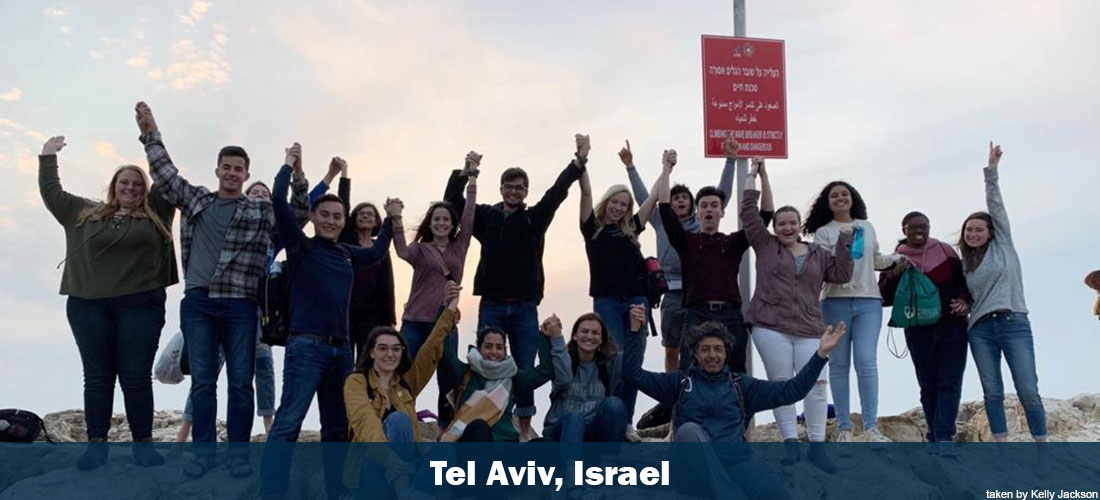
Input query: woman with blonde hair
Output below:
<box><xmin>576</xmin><ymin>134</ymin><xmax>664</xmax><ymax>439</ymax></box>
<box><xmin>39</xmin><ymin>136</ymin><xmax>177</xmax><ymax>469</ymax></box>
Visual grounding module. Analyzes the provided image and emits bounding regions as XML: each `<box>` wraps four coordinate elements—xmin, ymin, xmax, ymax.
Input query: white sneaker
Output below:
<box><xmin>864</xmin><ymin>428</ymin><xmax>890</xmax><ymax>449</ymax></box>
<box><xmin>835</xmin><ymin>430</ymin><xmax>854</xmax><ymax>457</ymax></box>
<box><xmin>624</xmin><ymin>425</ymin><xmax>642</xmax><ymax>442</ymax></box>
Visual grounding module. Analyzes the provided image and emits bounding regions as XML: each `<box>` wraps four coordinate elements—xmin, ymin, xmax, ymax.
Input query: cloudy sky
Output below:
<box><xmin>2</xmin><ymin>1</ymin><xmax>1098</xmax><ymax>435</ymax></box>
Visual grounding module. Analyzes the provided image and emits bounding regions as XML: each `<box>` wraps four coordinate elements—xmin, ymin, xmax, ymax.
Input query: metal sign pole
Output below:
<box><xmin>733</xmin><ymin>0</ymin><xmax>755</xmax><ymax>438</ymax></box>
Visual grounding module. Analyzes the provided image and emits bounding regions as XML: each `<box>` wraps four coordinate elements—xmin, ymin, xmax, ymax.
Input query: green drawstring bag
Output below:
<box><xmin>891</xmin><ymin>267</ymin><xmax>941</xmax><ymax>327</ymax></box>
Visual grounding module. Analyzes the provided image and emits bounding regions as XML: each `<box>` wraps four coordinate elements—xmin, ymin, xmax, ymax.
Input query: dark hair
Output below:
<box><xmin>245</xmin><ymin>181</ymin><xmax>269</xmax><ymax>195</ymax></box>
<box><xmin>694</xmin><ymin>186</ymin><xmax>727</xmax><ymax>207</ymax></box>
<box><xmin>899</xmin><ymin>211</ymin><xmax>929</xmax><ymax>245</ymax></box>
<box><xmin>803</xmin><ymin>181</ymin><xmax>868</xmax><ymax>236</ymax></box>
<box><xmin>476</xmin><ymin>327</ymin><xmax>508</xmax><ymax>349</ymax></box>
<box><xmin>354</xmin><ymin>326</ymin><xmax>412</xmax><ymax>376</ymax></box>
<box><xmin>415</xmin><ymin>201</ymin><xmax>460</xmax><ymax>243</ymax></box>
<box><xmin>958</xmin><ymin>211</ymin><xmax>994</xmax><ymax>272</ymax></box>
<box><xmin>773</xmin><ymin>205</ymin><xmax>801</xmax><ymax>225</ymax></box>
<box><xmin>500</xmin><ymin>167</ymin><xmax>529</xmax><ymax>187</ymax></box>
<box><xmin>669</xmin><ymin>184</ymin><xmax>695</xmax><ymax>211</ymax></box>
<box><xmin>567</xmin><ymin>313</ymin><xmax>618</xmax><ymax>366</ymax></box>
<box><xmin>684</xmin><ymin>321</ymin><xmax>736</xmax><ymax>364</ymax></box>
<box><xmin>349</xmin><ymin>202</ymin><xmax>381</xmax><ymax>237</ymax></box>
<box><xmin>311</xmin><ymin>193</ymin><xmax>346</xmax><ymax>212</ymax></box>
<box><xmin>217</xmin><ymin>145</ymin><xmax>250</xmax><ymax>170</ymax></box>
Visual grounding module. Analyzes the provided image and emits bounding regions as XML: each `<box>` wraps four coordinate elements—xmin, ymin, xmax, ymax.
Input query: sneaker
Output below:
<box><xmin>624</xmin><ymin>425</ymin><xmax>642</xmax><ymax>443</ymax></box>
<box><xmin>834</xmin><ymin>430</ymin><xmax>854</xmax><ymax>457</ymax></box>
<box><xmin>864</xmin><ymin>428</ymin><xmax>890</xmax><ymax>449</ymax></box>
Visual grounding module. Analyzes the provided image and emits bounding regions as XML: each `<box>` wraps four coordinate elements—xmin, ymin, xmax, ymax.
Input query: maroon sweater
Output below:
<box><xmin>661</xmin><ymin>203</ymin><xmax>763</xmax><ymax>306</ymax></box>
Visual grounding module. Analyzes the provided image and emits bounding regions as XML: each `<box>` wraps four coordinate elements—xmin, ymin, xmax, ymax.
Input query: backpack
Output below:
<box><xmin>890</xmin><ymin>266</ymin><xmax>942</xmax><ymax>328</ymax></box>
<box><xmin>643</xmin><ymin>257</ymin><xmax>667</xmax><ymax>337</ymax></box>
<box><xmin>0</xmin><ymin>409</ymin><xmax>52</xmax><ymax>443</ymax></box>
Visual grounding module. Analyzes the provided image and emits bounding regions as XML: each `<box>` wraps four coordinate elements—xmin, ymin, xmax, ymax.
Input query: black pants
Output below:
<box><xmin>681</xmin><ymin>304</ymin><xmax>747</xmax><ymax>372</ymax></box>
<box><xmin>66</xmin><ymin>288</ymin><xmax>166</xmax><ymax>440</ymax></box>
<box><xmin>905</xmin><ymin>322</ymin><xmax>968</xmax><ymax>441</ymax></box>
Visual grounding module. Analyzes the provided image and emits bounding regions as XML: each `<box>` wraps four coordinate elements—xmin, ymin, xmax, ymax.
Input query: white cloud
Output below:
<box><xmin>0</xmin><ymin>88</ymin><xmax>22</xmax><ymax>102</ymax></box>
<box><xmin>88</xmin><ymin>50</ymin><xmax>104</xmax><ymax>59</ymax></box>
<box><xmin>146</xmin><ymin>69</ymin><xmax>163</xmax><ymax>80</ymax></box>
<box><xmin>59</xmin><ymin>26</ymin><xmax>73</xmax><ymax>35</ymax></box>
<box><xmin>156</xmin><ymin>39</ymin><xmax>230</xmax><ymax>90</ymax></box>
<box><xmin>0</xmin><ymin>118</ymin><xmax>47</xmax><ymax>143</ymax></box>
<box><xmin>179</xmin><ymin>0</ymin><xmax>212</xmax><ymax>26</ymax></box>
<box><xmin>42</xmin><ymin>7</ymin><xmax>68</xmax><ymax>18</ymax></box>
<box><xmin>126</xmin><ymin>52</ymin><xmax>149</xmax><ymax>68</ymax></box>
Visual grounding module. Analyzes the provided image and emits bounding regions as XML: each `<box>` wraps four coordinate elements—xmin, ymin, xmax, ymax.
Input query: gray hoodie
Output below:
<box><xmin>542</xmin><ymin>337</ymin><xmax>623</xmax><ymax>434</ymax></box>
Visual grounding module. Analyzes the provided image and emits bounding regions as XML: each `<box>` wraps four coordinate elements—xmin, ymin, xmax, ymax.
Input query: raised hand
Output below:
<box><xmin>988</xmin><ymin>141</ymin><xmax>1003</xmax><ymax>169</ymax></box>
<box><xmin>575</xmin><ymin>134</ymin><xmax>591</xmax><ymax>163</ymax></box>
<box><xmin>443</xmin><ymin>280</ymin><xmax>462</xmax><ymax>310</ymax></box>
<box><xmin>749</xmin><ymin>157</ymin><xmax>764</xmax><ymax>176</ymax></box>
<box><xmin>135</xmin><ymin>101</ymin><xmax>159</xmax><ymax>135</ymax></box>
<box><xmin>284</xmin><ymin>143</ymin><xmax>302</xmax><ymax>174</ymax></box>
<box><xmin>328</xmin><ymin>157</ymin><xmax>346</xmax><ymax>180</ymax></box>
<box><xmin>384</xmin><ymin>197</ymin><xmax>404</xmax><ymax>217</ymax></box>
<box><xmin>463</xmin><ymin>150</ymin><xmax>482</xmax><ymax>177</ymax></box>
<box><xmin>629</xmin><ymin>304</ymin><xmax>646</xmax><ymax>333</ymax></box>
<box><xmin>540</xmin><ymin>314</ymin><xmax>563</xmax><ymax>338</ymax></box>
<box><xmin>42</xmin><ymin>136</ymin><xmax>67</xmax><ymax>156</ymax></box>
<box><xmin>618</xmin><ymin>140</ymin><xmax>634</xmax><ymax>168</ymax></box>
<box><xmin>817</xmin><ymin>321</ymin><xmax>847</xmax><ymax>358</ymax></box>
<box><xmin>722</xmin><ymin>136</ymin><xmax>740</xmax><ymax>158</ymax></box>
<box><xmin>661</xmin><ymin>149</ymin><xmax>677</xmax><ymax>172</ymax></box>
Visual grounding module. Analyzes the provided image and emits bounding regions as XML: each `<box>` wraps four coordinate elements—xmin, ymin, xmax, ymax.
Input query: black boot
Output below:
<box><xmin>781</xmin><ymin>438</ymin><xmax>801</xmax><ymax>465</ymax></box>
<box><xmin>808</xmin><ymin>442</ymin><xmax>836</xmax><ymax>474</ymax></box>
<box><xmin>133</xmin><ymin>437</ymin><xmax>165</xmax><ymax>467</ymax></box>
<box><xmin>77</xmin><ymin>438</ymin><xmax>109</xmax><ymax>471</ymax></box>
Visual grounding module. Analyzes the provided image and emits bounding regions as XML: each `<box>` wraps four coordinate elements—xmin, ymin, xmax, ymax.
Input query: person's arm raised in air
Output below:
<box><xmin>656</xmin><ymin>157</ymin><xmax>687</xmax><ymax>254</ymax></box>
<box><xmin>39</xmin><ymin>136</ymin><xmax>95</xmax><ymax>227</ymax></box>
<box><xmin>578</xmin><ymin>134</ymin><xmax>594</xmax><ymax>225</ymax></box>
<box><xmin>635</xmin><ymin>149</ymin><xmax>674</xmax><ymax>226</ymax></box>
<box><xmin>134</xmin><ymin>101</ymin><xmax>205</xmax><ymax>209</ymax></box>
<box><xmin>623</xmin><ymin>304</ymin><xmax>680</xmax><ymax>407</ymax></box>
<box><xmin>983</xmin><ymin>141</ymin><xmax>1014</xmax><ymax>244</ymax></box>
<box><xmin>719</xmin><ymin>138</ymin><xmax>737</xmax><ymax>211</ymax></box>
<box><xmin>349</xmin><ymin>197</ymin><xmax>398</xmax><ymax>268</ymax></box>
<box><xmin>405</xmin><ymin>281</ymin><xmax>462</xmax><ymax>395</ymax></box>
<box><xmin>336</xmin><ymin>160</ymin><xmax>356</xmax><ymax>244</ymax></box>
<box><xmin>528</xmin><ymin>133</ymin><xmax>588</xmax><ymax>232</ymax></box>
<box><xmin>455</xmin><ymin>151</ymin><xmax>480</xmax><ymax>256</ymax></box>
<box><xmin>541</xmin><ymin>315</ymin><xmax>573</xmax><ymax>393</ymax></box>
<box><xmin>515</xmin><ymin>322</ymin><xmax>559</xmax><ymax>392</ymax></box>
<box><xmin>272</xmin><ymin>143</ymin><xmax>307</xmax><ymax>255</ymax></box>
<box><xmin>740</xmin><ymin>158</ymin><xmax>772</xmax><ymax>249</ymax></box>
<box><xmin>743</xmin><ymin>322</ymin><xmax>846</xmax><ymax>415</ymax></box>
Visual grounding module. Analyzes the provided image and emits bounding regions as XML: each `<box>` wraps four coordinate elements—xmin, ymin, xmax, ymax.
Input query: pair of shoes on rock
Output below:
<box><xmin>781</xmin><ymin>439</ymin><xmax>835</xmax><ymax>473</ymax></box>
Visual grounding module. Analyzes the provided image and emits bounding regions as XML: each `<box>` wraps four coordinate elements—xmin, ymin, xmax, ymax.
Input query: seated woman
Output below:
<box><xmin>343</xmin><ymin>282</ymin><xmax>461</xmax><ymax>500</ymax></box>
<box><xmin>439</xmin><ymin>317</ymin><xmax>557</xmax><ymax>442</ymax></box>
<box><xmin>542</xmin><ymin>313</ymin><xmax>625</xmax><ymax>444</ymax></box>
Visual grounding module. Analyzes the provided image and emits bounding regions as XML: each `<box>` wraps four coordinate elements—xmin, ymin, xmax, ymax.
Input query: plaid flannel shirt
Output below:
<box><xmin>140</xmin><ymin>131</ymin><xmax>309</xmax><ymax>299</ymax></box>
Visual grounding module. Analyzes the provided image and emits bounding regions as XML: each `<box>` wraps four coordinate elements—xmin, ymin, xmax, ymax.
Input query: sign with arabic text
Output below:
<box><xmin>702</xmin><ymin>35</ymin><xmax>787</xmax><ymax>158</ymax></box>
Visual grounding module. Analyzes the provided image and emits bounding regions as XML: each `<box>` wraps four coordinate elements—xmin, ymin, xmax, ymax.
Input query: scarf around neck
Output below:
<box><xmin>465</xmin><ymin>346</ymin><xmax>518</xmax><ymax>387</ymax></box>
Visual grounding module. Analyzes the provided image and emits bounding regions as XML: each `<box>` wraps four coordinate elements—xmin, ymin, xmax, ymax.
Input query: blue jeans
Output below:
<box><xmin>180</xmin><ymin>287</ymin><xmax>258</xmax><ymax>455</ymax></box>
<box><xmin>182</xmin><ymin>330</ymin><xmax>276</xmax><ymax>421</ymax></box>
<box><xmin>400</xmin><ymin>317</ymin><xmax>458</xmax><ymax>424</ymax></box>
<box><xmin>477</xmin><ymin>299</ymin><xmax>539</xmax><ymax>418</ymax></box>
<box><xmin>66</xmin><ymin>288</ymin><xmax>166</xmax><ymax>440</ymax></box>
<box><xmin>968</xmin><ymin>312</ymin><xmax>1047</xmax><ymax>438</ymax></box>
<box><xmin>823</xmin><ymin>297</ymin><xmax>883</xmax><ymax>431</ymax></box>
<box><xmin>594</xmin><ymin>296</ymin><xmax>646</xmax><ymax>422</ymax></box>
<box><xmin>360</xmin><ymin>413</ymin><xmax>455</xmax><ymax>500</ymax></box>
<box><xmin>905</xmin><ymin>322</ymin><xmax>968</xmax><ymax>441</ymax></box>
<box><xmin>260</xmin><ymin>335</ymin><xmax>354</xmax><ymax>499</ymax></box>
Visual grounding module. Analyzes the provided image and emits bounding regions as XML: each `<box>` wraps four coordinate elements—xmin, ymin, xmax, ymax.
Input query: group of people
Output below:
<box><xmin>39</xmin><ymin>100</ymin><xmax>1049</xmax><ymax>500</ymax></box>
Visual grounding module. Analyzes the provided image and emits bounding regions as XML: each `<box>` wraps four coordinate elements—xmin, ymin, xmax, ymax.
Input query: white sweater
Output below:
<box><xmin>813</xmin><ymin>219</ymin><xmax>901</xmax><ymax>299</ymax></box>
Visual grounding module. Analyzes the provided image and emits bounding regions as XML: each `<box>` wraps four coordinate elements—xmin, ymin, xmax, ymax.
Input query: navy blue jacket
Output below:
<box><xmin>623</xmin><ymin>325</ymin><xmax>827</xmax><ymax>443</ymax></box>
<box><xmin>273</xmin><ymin>165</ymin><xmax>392</xmax><ymax>339</ymax></box>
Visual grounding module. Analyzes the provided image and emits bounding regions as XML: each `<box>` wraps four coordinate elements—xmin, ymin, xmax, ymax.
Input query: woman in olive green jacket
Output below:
<box><xmin>38</xmin><ymin>136</ymin><xmax>177</xmax><ymax>469</ymax></box>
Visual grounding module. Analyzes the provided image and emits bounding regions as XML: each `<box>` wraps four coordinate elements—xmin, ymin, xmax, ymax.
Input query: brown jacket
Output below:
<box><xmin>741</xmin><ymin>190</ymin><xmax>854</xmax><ymax>338</ymax></box>
<box><xmin>342</xmin><ymin>308</ymin><xmax>456</xmax><ymax>487</ymax></box>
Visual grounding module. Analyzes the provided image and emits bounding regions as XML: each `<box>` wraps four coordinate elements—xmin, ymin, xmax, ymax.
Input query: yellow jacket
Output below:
<box><xmin>343</xmin><ymin>308</ymin><xmax>456</xmax><ymax>487</ymax></box>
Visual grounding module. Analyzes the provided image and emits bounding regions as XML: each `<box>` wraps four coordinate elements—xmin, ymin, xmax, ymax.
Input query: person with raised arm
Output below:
<box><xmin>392</xmin><ymin>151</ymin><xmax>480</xmax><ymax>424</ymax></box>
<box><xmin>258</xmin><ymin>150</ymin><xmax>397</xmax><ymax>500</ymax></box>
<box><xmin>577</xmin><ymin>134</ymin><xmax>662</xmax><ymax>439</ymax></box>
<box><xmin>343</xmin><ymin>281</ymin><xmax>463</xmax><ymax>500</ymax></box>
<box><xmin>804</xmin><ymin>174</ymin><xmax>904</xmax><ymax>445</ymax></box>
<box><xmin>623</xmin><ymin>303</ymin><xmax>844</xmax><ymax>498</ymax></box>
<box><xmin>959</xmin><ymin>142</ymin><xmax>1047</xmax><ymax>472</ymax></box>
<box><xmin>741</xmin><ymin>158</ymin><xmax>853</xmax><ymax>470</ymax></box>
<box><xmin>442</xmin><ymin>136</ymin><xmax>586</xmax><ymax>441</ymax></box>
<box><xmin>135</xmin><ymin>102</ymin><xmax>309</xmax><ymax>477</ymax></box>
<box><xmin>658</xmin><ymin>138</ymin><xmax>774</xmax><ymax>376</ymax></box>
<box><xmin>40</xmin><ymin>135</ymin><xmax>177</xmax><ymax>469</ymax></box>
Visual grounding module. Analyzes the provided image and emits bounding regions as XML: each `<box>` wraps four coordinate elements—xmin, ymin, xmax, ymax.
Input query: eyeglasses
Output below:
<box><xmin>373</xmin><ymin>345</ymin><xmax>404</xmax><ymax>354</ymax></box>
<box><xmin>501</xmin><ymin>184</ymin><xmax>527</xmax><ymax>193</ymax></box>
<box><xmin>903</xmin><ymin>224</ymin><xmax>930</xmax><ymax>231</ymax></box>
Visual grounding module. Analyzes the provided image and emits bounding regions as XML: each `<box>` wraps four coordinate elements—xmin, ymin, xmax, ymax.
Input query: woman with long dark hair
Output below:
<box><xmin>880</xmin><ymin>211</ymin><xmax>971</xmax><ymax>446</ymax></box>
<box><xmin>543</xmin><ymin>313</ymin><xmax>625</xmax><ymax>442</ymax></box>
<box><xmin>959</xmin><ymin>142</ymin><xmax>1047</xmax><ymax>452</ymax></box>
<box><xmin>39</xmin><ymin>135</ymin><xmax>176</xmax><ymax>468</ymax></box>
<box><xmin>804</xmin><ymin>179</ymin><xmax>903</xmax><ymax>443</ymax></box>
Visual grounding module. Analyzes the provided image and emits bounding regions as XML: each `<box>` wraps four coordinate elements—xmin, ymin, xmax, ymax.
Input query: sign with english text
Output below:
<box><xmin>702</xmin><ymin>35</ymin><xmax>787</xmax><ymax>158</ymax></box>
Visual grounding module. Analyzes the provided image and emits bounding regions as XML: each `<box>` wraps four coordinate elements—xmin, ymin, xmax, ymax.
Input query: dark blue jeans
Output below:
<box><xmin>968</xmin><ymin>312</ymin><xmax>1047</xmax><ymax>438</ymax></box>
<box><xmin>260</xmin><ymin>335</ymin><xmax>354</xmax><ymax>499</ymax></box>
<box><xmin>905</xmin><ymin>322</ymin><xmax>968</xmax><ymax>442</ymax></box>
<box><xmin>594</xmin><ymin>296</ymin><xmax>647</xmax><ymax>422</ymax></box>
<box><xmin>66</xmin><ymin>288</ymin><xmax>166</xmax><ymax>440</ymax></box>
<box><xmin>477</xmin><ymin>299</ymin><xmax>539</xmax><ymax>418</ymax></box>
<box><xmin>682</xmin><ymin>304</ymin><xmax>746</xmax><ymax>373</ymax></box>
<box><xmin>400</xmin><ymin>317</ymin><xmax>458</xmax><ymax>424</ymax></box>
<box><xmin>180</xmin><ymin>287</ymin><xmax>259</xmax><ymax>455</ymax></box>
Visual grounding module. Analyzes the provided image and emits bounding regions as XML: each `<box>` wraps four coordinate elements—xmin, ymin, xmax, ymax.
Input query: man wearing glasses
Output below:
<box><xmin>443</xmin><ymin>136</ymin><xmax>587</xmax><ymax>441</ymax></box>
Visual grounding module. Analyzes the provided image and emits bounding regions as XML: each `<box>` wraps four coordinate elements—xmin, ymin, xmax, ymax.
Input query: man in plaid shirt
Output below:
<box><xmin>135</xmin><ymin>102</ymin><xmax>309</xmax><ymax>477</ymax></box>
